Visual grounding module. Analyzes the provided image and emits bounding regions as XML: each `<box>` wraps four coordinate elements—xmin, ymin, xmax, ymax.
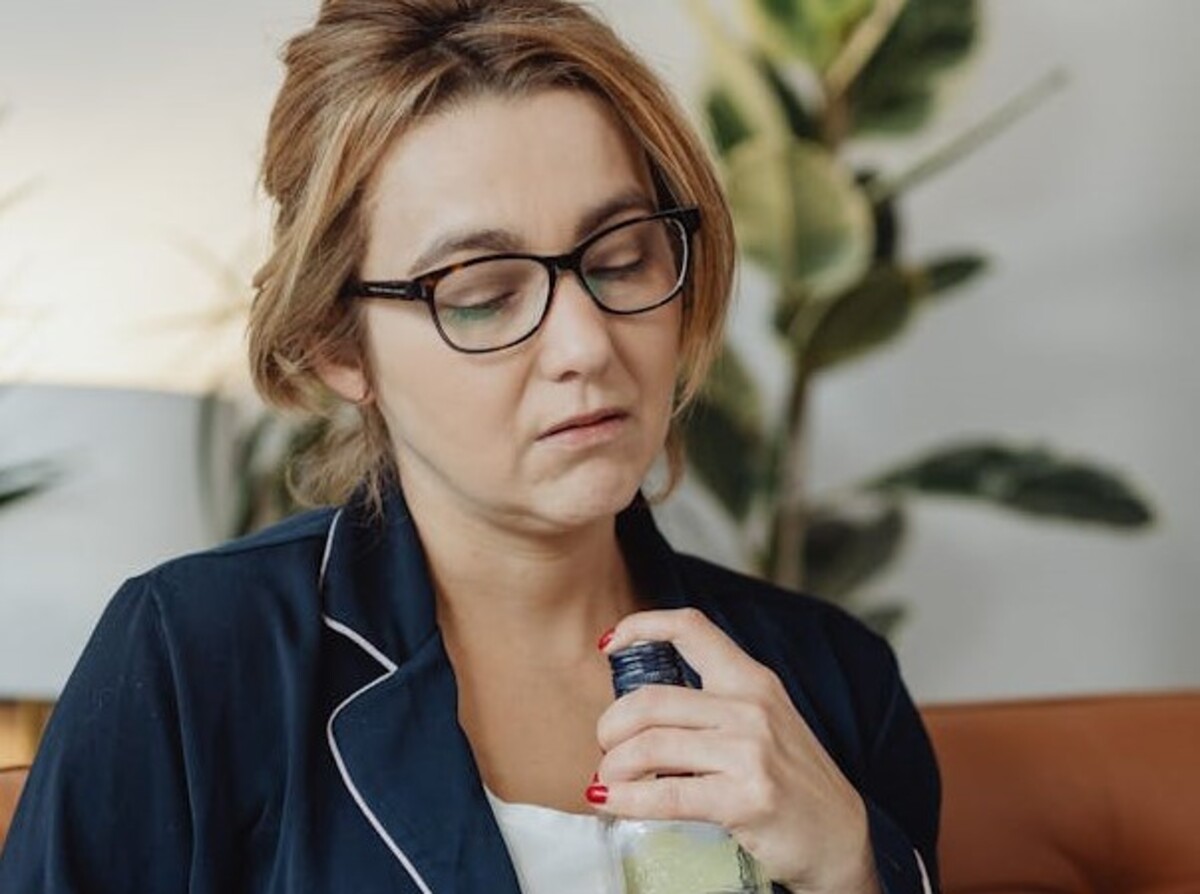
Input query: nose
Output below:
<box><xmin>534</xmin><ymin>269</ymin><xmax>616</xmax><ymax>380</ymax></box>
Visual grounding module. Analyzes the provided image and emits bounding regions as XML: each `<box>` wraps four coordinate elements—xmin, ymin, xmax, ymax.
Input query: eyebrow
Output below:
<box><xmin>405</xmin><ymin>189</ymin><xmax>658</xmax><ymax>277</ymax></box>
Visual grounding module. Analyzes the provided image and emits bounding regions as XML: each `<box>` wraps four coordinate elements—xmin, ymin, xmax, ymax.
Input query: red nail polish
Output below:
<box><xmin>597</xmin><ymin>628</ymin><xmax>615</xmax><ymax>651</ymax></box>
<box><xmin>585</xmin><ymin>784</ymin><xmax>608</xmax><ymax>805</ymax></box>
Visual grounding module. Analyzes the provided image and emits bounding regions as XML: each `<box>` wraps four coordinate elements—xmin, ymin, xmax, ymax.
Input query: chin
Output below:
<box><xmin>532</xmin><ymin>466</ymin><xmax>645</xmax><ymax>528</ymax></box>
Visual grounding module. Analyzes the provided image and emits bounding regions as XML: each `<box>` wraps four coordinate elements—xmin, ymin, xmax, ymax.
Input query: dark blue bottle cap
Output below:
<box><xmin>609</xmin><ymin>640</ymin><xmax>686</xmax><ymax>698</ymax></box>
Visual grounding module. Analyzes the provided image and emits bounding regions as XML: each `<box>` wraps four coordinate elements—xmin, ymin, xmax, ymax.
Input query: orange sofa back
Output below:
<box><xmin>0</xmin><ymin>766</ymin><xmax>27</xmax><ymax>855</ymax></box>
<box><xmin>4</xmin><ymin>692</ymin><xmax>1199</xmax><ymax>888</ymax></box>
<box><xmin>923</xmin><ymin>691</ymin><xmax>1200</xmax><ymax>893</ymax></box>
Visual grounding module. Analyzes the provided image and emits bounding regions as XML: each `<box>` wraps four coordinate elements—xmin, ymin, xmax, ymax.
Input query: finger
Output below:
<box><xmin>604</xmin><ymin>607</ymin><xmax>774</xmax><ymax>697</ymax></box>
<box><xmin>592</xmin><ymin>773</ymin><xmax>735</xmax><ymax>827</ymax></box>
<box><xmin>597</xmin><ymin>684</ymin><xmax>763</xmax><ymax>753</ymax></box>
<box><xmin>598</xmin><ymin>726</ymin><xmax>736</xmax><ymax>783</ymax></box>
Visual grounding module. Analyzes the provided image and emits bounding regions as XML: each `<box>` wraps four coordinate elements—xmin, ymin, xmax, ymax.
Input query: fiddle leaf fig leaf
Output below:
<box><xmin>856</xmin><ymin>601</ymin><xmax>909</xmax><ymax>638</ymax></box>
<box><xmin>704</xmin><ymin>55</ymin><xmax>820</xmax><ymax>157</ymax></box>
<box><xmin>857</xmin><ymin>169</ymin><xmax>900</xmax><ymax>263</ymax></box>
<box><xmin>682</xmin><ymin>346</ymin><xmax>765</xmax><ymax>521</ymax></box>
<box><xmin>801</xmin><ymin>254</ymin><xmax>984</xmax><ymax>369</ymax></box>
<box><xmin>923</xmin><ymin>254</ymin><xmax>988</xmax><ymax>296</ymax></box>
<box><xmin>726</xmin><ymin>138</ymin><xmax>873</xmax><ymax>298</ymax></box>
<box><xmin>758</xmin><ymin>56</ymin><xmax>821</xmax><ymax>141</ymax></box>
<box><xmin>804</xmin><ymin>495</ymin><xmax>907</xmax><ymax>599</ymax></box>
<box><xmin>685</xmin><ymin>0</ymin><xmax>792</xmax><ymax>149</ymax></box>
<box><xmin>0</xmin><ymin>459</ymin><xmax>59</xmax><ymax>511</ymax></box>
<box><xmin>705</xmin><ymin>85</ymin><xmax>755</xmax><ymax>157</ymax></box>
<box><xmin>741</xmin><ymin>0</ymin><xmax>875</xmax><ymax>71</ymax></box>
<box><xmin>868</xmin><ymin>441</ymin><xmax>1156</xmax><ymax>528</ymax></box>
<box><xmin>725</xmin><ymin>139</ymin><xmax>797</xmax><ymax>276</ymax></box>
<box><xmin>855</xmin><ymin>85</ymin><xmax>936</xmax><ymax>135</ymax></box>
<box><xmin>771</xmin><ymin>280</ymin><xmax>811</xmax><ymax>342</ymax></box>
<box><xmin>803</xmin><ymin>264</ymin><xmax>920</xmax><ymax>370</ymax></box>
<box><xmin>850</xmin><ymin>0</ymin><xmax>979</xmax><ymax>135</ymax></box>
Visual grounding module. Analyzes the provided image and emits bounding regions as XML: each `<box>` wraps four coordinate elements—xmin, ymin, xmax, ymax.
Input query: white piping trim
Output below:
<box><xmin>319</xmin><ymin>509</ymin><xmax>430</xmax><ymax>893</ymax></box>
<box><xmin>325</xmin><ymin>668</ymin><xmax>433</xmax><ymax>894</ymax></box>
<box><xmin>318</xmin><ymin>508</ymin><xmax>343</xmax><ymax>590</ymax></box>
<box><xmin>322</xmin><ymin>614</ymin><xmax>398</xmax><ymax>674</ymax></box>
<box><xmin>915</xmin><ymin>847</ymin><xmax>932</xmax><ymax>894</ymax></box>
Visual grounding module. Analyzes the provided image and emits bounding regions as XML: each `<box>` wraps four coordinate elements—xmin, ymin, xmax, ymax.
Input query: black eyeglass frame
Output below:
<box><xmin>341</xmin><ymin>206</ymin><xmax>702</xmax><ymax>354</ymax></box>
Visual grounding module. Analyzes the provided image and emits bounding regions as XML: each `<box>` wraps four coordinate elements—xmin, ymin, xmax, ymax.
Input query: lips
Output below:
<box><xmin>540</xmin><ymin>408</ymin><xmax>628</xmax><ymax>439</ymax></box>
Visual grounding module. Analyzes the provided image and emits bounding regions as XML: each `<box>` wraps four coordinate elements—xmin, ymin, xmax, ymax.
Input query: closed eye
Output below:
<box><xmin>439</xmin><ymin>291</ymin><xmax>518</xmax><ymax>322</ymax></box>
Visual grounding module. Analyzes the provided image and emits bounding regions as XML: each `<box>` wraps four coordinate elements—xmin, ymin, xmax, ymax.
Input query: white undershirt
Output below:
<box><xmin>485</xmin><ymin>788</ymin><xmax>620</xmax><ymax>894</ymax></box>
<box><xmin>485</xmin><ymin>788</ymin><xmax>934</xmax><ymax>894</ymax></box>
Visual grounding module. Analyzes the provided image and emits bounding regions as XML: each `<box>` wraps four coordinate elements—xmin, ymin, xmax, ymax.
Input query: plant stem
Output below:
<box><xmin>770</xmin><ymin>362</ymin><xmax>812</xmax><ymax>590</ymax></box>
<box><xmin>824</xmin><ymin>0</ymin><xmax>909</xmax><ymax>102</ymax></box>
<box><xmin>866</xmin><ymin>69</ymin><xmax>1069</xmax><ymax>204</ymax></box>
<box><xmin>819</xmin><ymin>93</ymin><xmax>851</xmax><ymax>150</ymax></box>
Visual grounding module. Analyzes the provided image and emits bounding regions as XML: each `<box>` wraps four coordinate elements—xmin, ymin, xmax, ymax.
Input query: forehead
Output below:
<box><xmin>361</xmin><ymin>88</ymin><xmax>655</xmax><ymax>273</ymax></box>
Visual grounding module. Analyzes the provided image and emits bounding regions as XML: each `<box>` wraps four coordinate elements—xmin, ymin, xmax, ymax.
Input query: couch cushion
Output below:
<box><xmin>0</xmin><ymin>766</ymin><xmax>29</xmax><ymax>856</ymax></box>
<box><xmin>922</xmin><ymin>692</ymin><xmax>1200</xmax><ymax>894</ymax></box>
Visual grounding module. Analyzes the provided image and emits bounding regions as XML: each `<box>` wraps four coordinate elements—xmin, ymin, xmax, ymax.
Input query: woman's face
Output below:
<box><xmin>338</xmin><ymin>89</ymin><xmax>683</xmax><ymax>534</ymax></box>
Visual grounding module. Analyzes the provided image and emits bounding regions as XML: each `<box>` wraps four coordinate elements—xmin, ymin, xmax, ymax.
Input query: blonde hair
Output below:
<box><xmin>249</xmin><ymin>0</ymin><xmax>736</xmax><ymax>511</ymax></box>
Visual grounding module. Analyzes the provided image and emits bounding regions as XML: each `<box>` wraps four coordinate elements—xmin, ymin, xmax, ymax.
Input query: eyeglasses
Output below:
<box><xmin>342</xmin><ymin>206</ymin><xmax>701</xmax><ymax>353</ymax></box>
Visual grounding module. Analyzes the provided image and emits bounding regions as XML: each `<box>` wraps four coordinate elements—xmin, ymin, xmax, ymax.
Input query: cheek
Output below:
<box><xmin>363</xmin><ymin>310</ymin><xmax>520</xmax><ymax>457</ymax></box>
<box><xmin>647</xmin><ymin>306</ymin><xmax>684</xmax><ymax>404</ymax></box>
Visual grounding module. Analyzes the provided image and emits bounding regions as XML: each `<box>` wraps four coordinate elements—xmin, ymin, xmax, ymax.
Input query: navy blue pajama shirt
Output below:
<box><xmin>0</xmin><ymin>485</ymin><xmax>940</xmax><ymax>893</ymax></box>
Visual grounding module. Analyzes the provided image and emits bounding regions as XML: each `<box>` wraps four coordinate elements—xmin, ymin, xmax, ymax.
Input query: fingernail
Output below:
<box><xmin>597</xmin><ymin>628</ymin><xmax>615</xmax><ymax>651</ymax></box>
<box><xmin>585</xmin><ymin>784</ymin><xmax>608</xmax><ymax>805</ymax></box>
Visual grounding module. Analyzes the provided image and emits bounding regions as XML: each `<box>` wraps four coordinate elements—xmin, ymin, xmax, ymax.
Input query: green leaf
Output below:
<box><xmin>770</xmin><ymin>279</ymin><xmax>809</xmax><ymax>342</ymax></box>
<box><xmin>742</xmin><ymin>0</ymin><xmax>875</xmax><ymax>70</ymax></box>
<box><xmin>850</xmin><ymin>0</ymin><xmax>979</xmax><ymax>136</ymax></box>
<box><xmin>726</xmin><ymin>138</ymin><xmax>874</xmax><ymax>298</ymax></box>
<box><xmin>704</xmin><ymin>53</ymin><xmax>820</xmax><ymax>157</ymax></box>
<box><xmin>0</xmin><ymin>460</ymin><xmax>59</xmax><ymax>511</ymax></box>
<box><xmin>853</xmin><ymin>85</ymin><xmax>936</xmax><ymax>135</ymax></box>
<box><xmin>798</xmin><ymin>254</ymin><xmax>984</xmax><ymax>369</ymax></box>
<box><xmin>869</xmin><ymin>441</ymin><xmax>1156</xmax><ymax>528</ymax></box>
<box><xmin>804</xmin><ymin>495</ymin><xmax>907</xmax><ymax>599</ymax></box>
<box><xmin>228</xmin><ymin>412</ymin><xmax>277</xmax><ymax>537</ymax></box>
<box><xmin>803</xmin><ymin>264</ymin><xmax>921</xmax><ymax>370</ymax></box>
<box><xmin>704</xmin><ymin>86</ymin><xmax>755</xmax><ymax>157</ymax></box>
<box><xmin>922</xmin><ymin>254</ymin><xmax>987</xmax><ymax>296</ymax></box>
<box><xmin>856</xmin><ymin>169</ymin><xmax>899</xmax><ymax>263</ymax></box>
<box><xmin>685</xmin><ymin>0</ymin><xmax>792</xmax><ymax>149</ymax></box>
<box><xmin>856</xmin><ymin>601</ymin><xmax>908</xmax><ymax>638</ymax></box>
<box><xmin>228</xmin><ymin>412</ymin><xmax>332</xmax><ymax>535</ymax></box>
<box><xmin>682</xmin><ymin>346</ymin><xmax>765</xmax><ymax>521</ymax></box>
<box><xmin>758</xmin><ymin>57</ymin><xmax>821</xmax><ymax>141</ymax></box>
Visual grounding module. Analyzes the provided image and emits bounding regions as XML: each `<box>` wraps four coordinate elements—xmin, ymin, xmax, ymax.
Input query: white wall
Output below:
<box><xmin>2</xmin><ymin>1</ymin><xmax>1197</xmax><ymax>702</ymax></box>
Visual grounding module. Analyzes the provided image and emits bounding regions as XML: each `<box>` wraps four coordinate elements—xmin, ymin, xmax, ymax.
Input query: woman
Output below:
<box><xmin>0</xmin><ymin>1</ymin><xmax>939</xmax><ymax>892</ymax></box>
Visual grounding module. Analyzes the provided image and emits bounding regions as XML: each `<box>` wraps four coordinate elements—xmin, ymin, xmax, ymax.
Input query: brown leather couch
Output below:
<box><xmin>0</xmin><ymin>765</ymin><xmax>25</xmax><ymax>856</ymax></box>
<box><xmin>923</xmin><ymin>691</ymin><xmax>1200</xmax><ymax>893</ymax></box>
<box><xmin>2</xmin><ymin>692</ymin><xmax>1199</xmax><ymax>889</ymax></box>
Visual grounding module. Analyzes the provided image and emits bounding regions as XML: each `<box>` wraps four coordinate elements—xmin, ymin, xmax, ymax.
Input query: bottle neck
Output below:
<box><xmin>609</xmin><ymin>641</ymin><xmax>686</xmax><ymax>698</ymax></box>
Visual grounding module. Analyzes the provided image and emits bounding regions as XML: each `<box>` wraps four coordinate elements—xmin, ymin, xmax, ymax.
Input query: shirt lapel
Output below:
<box><xmin>318</xmin><ymin>485</ymin><xmax>522</xmax><ymax>894</ymax></box>
<box><xmin>315</xmin><ymin>483</ymin><xmax>830</xmax><ymax>894</ymax></box>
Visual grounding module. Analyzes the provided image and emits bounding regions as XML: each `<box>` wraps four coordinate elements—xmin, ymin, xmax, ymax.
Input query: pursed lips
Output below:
<box><xmin>538</xmin><ymin>408</ymin><xmax>629</xmax><ymax>439</ymax></box>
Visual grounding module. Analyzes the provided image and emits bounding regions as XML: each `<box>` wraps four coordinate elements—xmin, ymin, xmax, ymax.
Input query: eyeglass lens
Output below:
<box><xmin>432</xmin><ymin>216</ymin><xmax>687</xmax><ymax>351</ymax></box>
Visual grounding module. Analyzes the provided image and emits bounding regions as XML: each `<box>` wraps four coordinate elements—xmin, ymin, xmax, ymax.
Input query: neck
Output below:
<box><xmin>403</xmin><ymin>485</ymin><xmax>642</xmax><ymax>670</ymax></box>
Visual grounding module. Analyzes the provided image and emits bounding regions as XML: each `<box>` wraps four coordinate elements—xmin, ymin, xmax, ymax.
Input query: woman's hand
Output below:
<box><xmin>591</xmin><ymin>608</ymin><xmax>881</xmax><ymax>894</ymax></box>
